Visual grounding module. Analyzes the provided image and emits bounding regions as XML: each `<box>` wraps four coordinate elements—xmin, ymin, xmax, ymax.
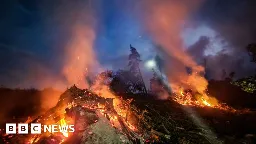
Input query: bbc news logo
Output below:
<box><xmin>6</xmin><ymin>123</ymin><xmax>75</xmax><ymax>134</ymax></box>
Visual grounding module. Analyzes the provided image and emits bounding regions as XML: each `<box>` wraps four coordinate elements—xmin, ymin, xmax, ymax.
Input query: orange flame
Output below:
<box><xmin>139</xmin><ymin>0</ymin><xmax>210</xmax><ymax>99</ymax></box>
<box><xmin>59</xmin><ymin>118</ymin><xmax>69</xmax><ymax>137</ymax></box>
<box><xmin>25</xmin><ymin>116</ymin><xmax>32</xmax><ymax>123</ymax></box>
<box><xmin>175</xmin><ymin>89</ymin><xmax>218</xmax><ymax>107</ymax></box>
<box><xmin>174</xmin><ymin>88</ymin><xmax>237</xmax><ymax>112</ymax></box>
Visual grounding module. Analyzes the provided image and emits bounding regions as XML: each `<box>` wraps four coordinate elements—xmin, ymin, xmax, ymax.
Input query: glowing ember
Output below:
<box><xmin>174</xmin><ymin>89</ymin><xmax>217</xmax><ymax>107</ymax></box>
<box><xmin>125</xmin><ymin>121</ymin><xmax>137</xmax><ymax>131</ymax></box>
<box><xmin>59</xmin><ymin>118</ymin><xmax>69</xmax><ymax>137</ymax></box>
<box><xmin>25</xmin><ymin>116</ymin><xmax>32</xmax><ymax>123</ymax></box>
<box><xmin>173</xmin><ymin>89</ymin><xmax>237</xmax><ymax>112</ymax></box>
<box><xmin>202</xmin><ymin>99</ymin><xmax>211</xmax><ymax>107</ymax></box>
<box><xmin>20</xmin><ymin>86</ymin><xmax>139</xmax><ymax>143</ymax></box>
<box><xmin>29</xmin><ymin>136</ymin><xmax>40</xmax><ymax>144</ymax></box>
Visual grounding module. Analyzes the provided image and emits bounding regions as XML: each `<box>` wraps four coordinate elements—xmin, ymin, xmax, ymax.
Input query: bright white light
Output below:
<box><xmin>145</xmin><ymin>59</ymin><xmax>156</xmax><ymax>68</ymax></box>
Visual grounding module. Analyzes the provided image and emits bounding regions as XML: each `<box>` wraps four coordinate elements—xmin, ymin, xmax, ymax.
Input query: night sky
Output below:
<box><xmin>0</xmin><ymin>0</ymin><xmax>256</xmax><ymax>89</ymax></box>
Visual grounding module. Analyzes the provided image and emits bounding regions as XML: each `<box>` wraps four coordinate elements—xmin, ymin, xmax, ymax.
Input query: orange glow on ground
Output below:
<box><xmin>59</xmin><ymin>118</ymin><xmax>69</xmax><ymax>138</ymax></box>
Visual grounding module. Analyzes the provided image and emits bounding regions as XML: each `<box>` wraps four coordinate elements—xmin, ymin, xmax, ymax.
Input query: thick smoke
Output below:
<box><xmin>195</xmin><ymin>0</ymin><xmax>256</xmax><ymax>79</ymax></box>
<box><xmin>0</xmin><ymin>0</ymin><xmax>101</xmax><ymax>117</ymax></box>
<box><xmin>49</xmin><ymin>0</ymin><xmax>101</xmax><ymax>108</ymax></box>
<box><xmin>62</xmin><ymin>23</ymin><xmax>99</xmax><ymax>88</ymax></box>
<box><xmin>198</xmin><ymin>0</ymin><xmax>256</xmax><ymax>51</ymax></box>
<box><xmin>187</xmin><ymin>36</ymin><xmax>210</xmax><ymax>62</ymax></box>
<box><xmin>45</xmin><ymin>0</ymin><xmax>100</xmax><ymax>88</ymax></box>
<box><xmin>137</xmin><ymin>0</ymin><xmax>208</xmax><ymax>94</ymax></box>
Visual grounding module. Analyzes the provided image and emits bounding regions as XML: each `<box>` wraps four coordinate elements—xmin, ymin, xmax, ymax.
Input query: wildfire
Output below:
<box><xmin>174</xmin><ymin>89</ymin><xmax>217</xmax><ymax>107</ymax></box>
<box><xmin>91</xmin><ymin>80</ymin><xmax>138</xmax><ymax>132</ymax></box>
<box><xmin>202</xmin><ymin>99</ymin><xmax>211</xmax><ymax>107</ymax></box>
<box><xmin>7</xmin><ymin>86</ymin><xmax>140</xmax><ymax>144</ymax></box>
<box><xmin>25</xmin><ymin>116</ymin><xmax>32</xmax><ymax>123</ymax></box>
<box><xmin>173</xmin><ymin>89</ymin><xmax>237</xmax><ymax>112</ymax></box>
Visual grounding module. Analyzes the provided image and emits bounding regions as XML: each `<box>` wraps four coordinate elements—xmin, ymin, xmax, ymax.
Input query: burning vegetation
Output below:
<box><xmin>173</xmin><ymin>89</ymin><xmax>238</xmax><ymax>112</ymax></box>
<box><xmin>1</xmin><ymin>45</ymin><xmax>256</xmax><ymax>144</ymax></box>
<box><xmin>2</xmin><ymin>84</ymin><xmax>255</xmax><ymax>144</ymax></box>
<box><xmin>1</xmin><ymin>0</ymin><xmax>256</xmax><ymax>143</ymax></box>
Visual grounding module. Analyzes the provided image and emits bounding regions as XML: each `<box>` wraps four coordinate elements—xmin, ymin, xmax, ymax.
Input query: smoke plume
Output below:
<box><xmin>51</xmin><ymin>1</ymin><xmax>100</xmax><ymax>89</ymax></box>
<box><xmin>196</xmin><ymin>0</ymin><xmax>256</xmax><ymax>79</ymax></box>
<box><xmin>137</xmin><ymin>0</ymin><xmax>208</xmax><ymax>94</ymax></box>
<box><xmin>62</xmin><ymin>23</ymin><xmax>99</xmax><ymax>88</ymax></box>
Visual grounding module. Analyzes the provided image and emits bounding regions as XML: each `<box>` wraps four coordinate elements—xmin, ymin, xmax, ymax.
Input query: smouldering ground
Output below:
<box><xmin>0</xmin><ymin>86</ymin><xmax>256</xmax><ymax>144</ymax></box>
